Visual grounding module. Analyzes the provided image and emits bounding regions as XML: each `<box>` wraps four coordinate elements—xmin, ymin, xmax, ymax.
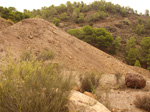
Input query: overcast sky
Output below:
<box><xmin>0</xmin><ymin>0</ymin><xmax>149</xmax><ymax>14</ymax></box>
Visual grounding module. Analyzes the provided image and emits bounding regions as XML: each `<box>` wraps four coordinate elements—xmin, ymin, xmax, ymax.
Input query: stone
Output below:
<box><xmin>68</xmin><ymin>90</ymin><xmax>111</xmax><ymax>112</ymax></box>
<box><xmin>84</xmin><ymin>91</ymin><xmax>97</xmax><ymax>100</ymax></box>
<box><xmin>73</xmin><ymin>86</ymin><xmax>80</xmax><ymax>91</ymax></box>
<box><xmin>125</xmin><ymin>73</ymin><xmax>146</xmax><ymax>89</ymax></box>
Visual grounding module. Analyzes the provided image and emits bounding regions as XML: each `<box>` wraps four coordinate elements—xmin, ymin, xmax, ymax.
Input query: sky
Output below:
<box><xmin>0</xmin><ymin>0</ymin><xmax>149</xmax><ymax>14</ymax></box>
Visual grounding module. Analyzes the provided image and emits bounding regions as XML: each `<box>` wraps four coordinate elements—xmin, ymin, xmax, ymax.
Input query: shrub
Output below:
<box><xmin>146</xmin><ymin>17</ymin><xmax>150</xmax><ymax>29</ymax></box>
<box><xmin>0</xmin><ymin>54</ymin><xmax>73</xmax><ymax>112</ymax></box>
<box><xmin>80</xmin><ymin>73</ymin><xmax>101</xmax><ymax>93</ymax></box>
<box><xmin>111</xmin><ymin>36</ymin><xmax>121</xmax><ymax>54</ymax></box>
<box><xmin>53</xmin><ymin>17</ymin><xmax>60</xmax><ymax>26</ymax></box>
<box><xmin>67</xmin><ymin>29</ymin><xmax>84</xmax><ymax>39</ymax></box>
<box><xmin>77</xmin><ymin>13</ymin><xmax>85</xmax><ymax>23</ymax></box>
<box><xmin>145</xmin><ymin>9</ymin><xmax>149</xmax><ymax>16</ymax></box>
<box><xmin>122</xmin><ymin>18</ymin><xmax>130</xmax><ymax>25</ymax></box>
<box><xmin>135</xmin><ymin>24</ymin><xmax>145</xmax><ymax>35</ymax></box>
<box><xmin>67</xmin><ymin>26</ymin><xmax>113</xmax><ymax>51</ymax></box>
<box><xmin>134</xmin><ymin>95</ymin><xmax>150</xmax><ymax>111</ymax></box>
<box><xmin>138</xmin><ymin>18</ymin><xmax>143</xmax><ymax>25</ymax></box>
<box><xmin>115</xmin><ymin>72</ymin><xmax>122</xmax><ymax>85</ymax></box>
<box><xmin>89</xmin><ymin>12</ymin><xmax>99</xmax><ymax>22</ymax></box>
<box><xmin>36</xmin><ymin>50</ymin><xmax>54</xmax><ymax>61</ymax></box>
<box><xmin>126</xmin><ymin>48</ymin><xmax>137</xmax><ymax>65</ymax></box>
<box><xmin>60</xmin><ymin>12</ymin><xmax>69</xmax><ymax>21</ymax></box>
<box><xmin>20</xmin><ymin>51</ymin><xmax>32</xmax><ymax>61</ymax></box>
<box><xmin>120</xmin><ymin>8</ymin><xmax>127</xmax><ymax>17</ymax></box>
<box><xmin>126</xmin><ymin>36</ymin><xmax>136</xmax><ymax>53</ymax></box>
<box><xmin>134</xmin><ymin>60</ymin><xmax>141</xmax><ymax>67</ymax></box>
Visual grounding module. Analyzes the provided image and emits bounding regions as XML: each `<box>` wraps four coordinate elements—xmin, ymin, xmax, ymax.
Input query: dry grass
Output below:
<box><xmin>80</xmin><ymin>73</ymin><xmax>101</xmax><ymax>93</ymax></box>
<box><xmin>134</xmin><ymin>95</ymin><xmax>150</xmax><ymax>111</ymax></box>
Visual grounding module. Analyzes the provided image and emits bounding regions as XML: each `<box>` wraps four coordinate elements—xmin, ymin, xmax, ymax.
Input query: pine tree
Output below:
<box><xmin>147</xmin><ymin>54</ymin><xmax>150</xmax><ymax>70</ymax></box>
<box><xmin>134</xmin><ymin>60</ymin><xmax>141</xmax><ymax>67</ymax></box>
<box><xmin>111</xmin><ymin>36</ymin><xmax>121</xmax><ymax>54</ymax></box>
<box><xmin>126</xmin><ymin>36</ymin><xmax>136</xmax><ymax>53</ymax></box>
<box><xmin>126</xmin><ymin>48</ymin><xmax>137</xmax><ymax>65</ymax></box>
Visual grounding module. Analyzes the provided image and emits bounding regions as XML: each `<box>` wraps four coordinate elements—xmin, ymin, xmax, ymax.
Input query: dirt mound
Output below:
<box><xmin>0</xmin><ymin>18</ymin><xmax>149</xmax><ymax>76</ymax></box>
<box><xmin>0</xmin><ymin>17</ymin><xmax>13</xmax><ymax>31</ymax></box>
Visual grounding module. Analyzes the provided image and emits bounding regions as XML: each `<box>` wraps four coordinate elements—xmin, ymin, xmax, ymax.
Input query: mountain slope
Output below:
<box><xmin>0</xmin><ymin>17</ymin><xmax>13</xmax><ymax>31</ymax></box>
<box><xmin>0</xmin><ymin>18</ymin><xmax>149</xmax><ymax>76</ymax></box>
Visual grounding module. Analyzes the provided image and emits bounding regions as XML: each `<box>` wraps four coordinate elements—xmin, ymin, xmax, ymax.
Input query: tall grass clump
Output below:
<box><xmin>80</xmin><ymin>73</ymin><xmax>101</xmax><ymax>93</ymax></box>
<box><xmin>134</xmin><ymin>95</ymin><xmax>150</xmax><ymax>111</ymax></box>
<box><xmin>0</xmin><ymin>53</ymin><xmax>73</xmax><ymax>112</ymax></box>
<box><xmin>36</xmin><ymin>50</ymin><xmax>54</xmax><ymax>61</ymax></box>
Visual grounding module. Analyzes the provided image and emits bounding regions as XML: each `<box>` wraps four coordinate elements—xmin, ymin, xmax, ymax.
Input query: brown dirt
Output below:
<box><xmin>0</xmin><ymin>18</ymin><xmax>149</xmax><ymax>76</ymax></box>
<box><xmin>0</xmin><ymin>17</ymin><xmax>13</xmax><ymax>31</ymax></box>
<box><xmin>98</xmin><ymin>88</ymin><xmax>150</xmax><ymax>112</ymax></box>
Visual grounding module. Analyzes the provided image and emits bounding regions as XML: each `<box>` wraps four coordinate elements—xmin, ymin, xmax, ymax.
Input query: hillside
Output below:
<box><xmin>21</xmin><ymin>1</ymin><xmax>150</xmax><ymax>69</ymax></box>
<box><xmin>0</xmin><ymin>18</ymin><xmax>149</xmax><ymax>76</ymax></box>
<box><xmin>0</xmin><ymin>17</ymin><xmax>13</xmax><ymax>31</ymax></box>
<box><xmin>0</xmin><ymin>18</ymin><xmax>150</xmax><ymax>112</ymax></box>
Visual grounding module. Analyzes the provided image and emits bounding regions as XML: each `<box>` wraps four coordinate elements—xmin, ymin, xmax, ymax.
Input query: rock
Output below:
<box><xmin>125</xmin><ymin>73</ymin><xmax>146</xmax><ymax>89</ymax></box>
<box><xmin>68</xmin><ymin>90</ymin><xmax>111</xmax><ymax>112</ymax></box>
<box><xmin>73</xmin><ymin>86</ymin><xmax>80</xmax><ymax>91</ymax></box>
<box><xmin>84</xmin><ymin>91</ymin><xmax>97</xmax><ymax>100</ymax></box>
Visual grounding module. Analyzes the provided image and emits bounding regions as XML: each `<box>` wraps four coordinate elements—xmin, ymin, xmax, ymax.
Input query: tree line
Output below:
<box><xmin>0</xmin><ymin>6</ymin><xmax>31</xmax><ymax>23</ymax></box>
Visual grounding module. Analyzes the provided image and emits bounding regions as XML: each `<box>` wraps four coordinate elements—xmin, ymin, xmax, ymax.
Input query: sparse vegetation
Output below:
<box><xmin>20</xmin><ymin>51</ymin><xmax>33</xmax><ymax>61</ymax></box>
<box><xmin>36</xmin><ymin>50</ymin><xmax>54</xmax><ymax>61</ymax></box>
<box><xmin>80</xmin><ymin>73</ymin><xmax>101</xmax><ymax>93</ymax></box>
<box><xmin>0</xmin><ymin>52</ymin><xmax>73</xmax><ymax>112</ymax></box>
<box><xmin>134</xmin><ymin>95</ymin><xmax>150</xmax><ymax>111</ymax></box>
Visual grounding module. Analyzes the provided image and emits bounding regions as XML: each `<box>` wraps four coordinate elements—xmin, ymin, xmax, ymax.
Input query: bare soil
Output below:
<box><xmin>0</xmin><ymin>17</ymin><xmax>13</xmax><ymax>31</ymax></box>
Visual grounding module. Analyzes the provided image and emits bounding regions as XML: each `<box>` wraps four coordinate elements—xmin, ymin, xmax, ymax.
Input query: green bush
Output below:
<box><xmin>53</xmin><ymin>17</ymin><xmax>60</xmax><ymax>26</ymax></box>
<box><xmin>67</xmin><ymin>26</ymin><xmax>113</xmax><ymax>51</ymax></box>
<box><xmin>126</xmin><ymin>36</ymin><xmax>136</xmax><ymax>53</ymax></box>
<box><xmin>135</xmin><ymin>24</ymin><xmax>145</xmax><ymax>35</ymax></box>
<box><xmin>89</xmin><ymin>11</ymin><xmax>107</xmax><ymax>22</ymax></box>
<box><xmin>134</xmin><ymin>95</ymin><xmax>150</xmax><ymax>111</ymax></box>
<box><xmin>134</xmin><ymin>60</ymin><xmax>141</xmax><ymax>67</ymax></box>
<box><xmin>80</xmin><ymin>73</ymin><xmax>101</xmax><ymax>93</ymax></box>
<box><xmin>126</xmin><ymin>48</ymin><xmax>137</xmax><ymax>65</ymax></box>
<box><xmin>77</xmin><ymin>13</ymin><xmax>85</xmax><ymax>23</ymax></box>
<box><xmin>0</xmin><ymin>54</ymin><xmax>73</xmax><ymax>112</ymax></box>
<box><xmin>139</xmin><ymin>37</ymin><xmax>150</xmax><ymax>63</ymax></box>
<box><xmin>146</xmin><ymin>17</ymin><xmax>150</xmax><ymax>29</ymax></box>
<box><xmin>60</xmin><ymin>12</ymin><xmax>69</xmax><ymax>21</ymax></box>
<box><xmin>111</xmin><ymin>36</ymin><xmax>121</xmax><ymax>54</ymax></box>
<box><xmin>67</xmin><ymin>29</ymin><xmax>84</xmax><ymax>39</ymax></box>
